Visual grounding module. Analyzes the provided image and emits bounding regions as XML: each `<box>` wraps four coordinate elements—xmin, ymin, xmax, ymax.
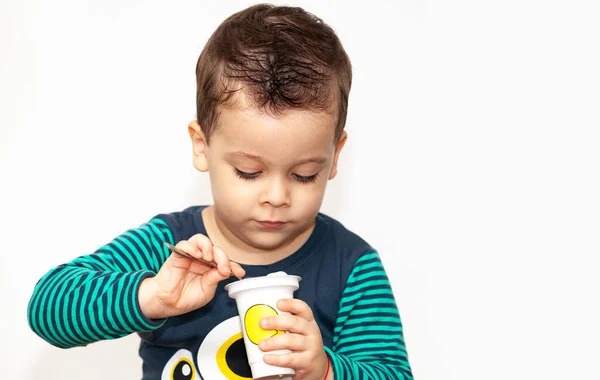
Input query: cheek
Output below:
<box><xmin>292</xmin><ymin>182</ymin><xmax>327</xmax><ymax>212</ymax></box>
<box><xmin>210</xmin><ymin>169</ymin><xmax>255</xmax><ymax>207</ymax></box>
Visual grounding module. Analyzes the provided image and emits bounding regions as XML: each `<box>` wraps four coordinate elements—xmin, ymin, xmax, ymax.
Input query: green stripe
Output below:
<box><xmin>343</xmin><ymin>278</ymin><xmax>390</xmax><ymax>292</ymax></box>
<box><xmin>337</xmin><ymin>324</ymin><xmax>403</xmax><ymax>336</ymax></box>
<box><xmin>49</xmin><ymin>270</ymin><xmax>82</xmax><ymax>346</ymax></box>
<box><xmin>353</xmin><ymin>252</ymin><xmax>379</xmax><ymax>265</ymax></box>
<box><xmin>112</xmin><ymin>239</ymin><xmax>145</xmax><ymax>270</ymax></box>
<box><xmin>337</xmin><ymin>334</ymin><xmax>402</xmax><ymax>345</ymax></box>
<box><xmin>105</xmin><ymin>284</ymin><xmax>119</xmax><ymax>331</ymax></box>
<box><xmin>57</xmin><ymin>272</ymin><xmax>87</xmax><ymax>346</ymax></box>
<box><xmin>338</xmin><ymin>299</ymin><xmax>398</xmax><ymax>315</ymax></box>
<box><xmin>351</xmin><ymin>260</ymin><xmax>384</xmax><ymax>274</ymax></box>
<box><xmin>30</xmin><ymin>268</ymin><xmax>71</xmax><ymax>344</ymax></box>
<box><xmin>86</xmin><ymin>275</ymin><xmax>107</xmax><ymax>339</ymax></box>
<box><xmin>120</xmin><ymin>273</ymin><xmax>143</xmax><ymax>331</ymax></box>
<box><xmin>340</xmin><ymin>288</ymin><xmax>394</xmax><ymax>305</ymax></box>
<box><xmin>336</xmin><ymin>315</ymin><xmax>402</xmax><ymax>328</ymax></box>
<box><xmin>149</xmin><ymin>219</ymin><xmax>174</xmax><ymax>260</ymax></box>
<box><xmin>95</xmin><ymin>274</ymin><xmax>117</xmax><ymax>335</ymax></box>
<box><xmin>125</xmin><ymin>230</ymin><xmax>159</xmax><ymax>272</ymax></box>
<box><xmin>112</xmin><ymin>275</ymin><xmax>132</xmax><ymax>332</ymax></box>
<box><xmin>42</xmin><ymin>269</ymin><xmax>84</xmax><ymax>345</ymax></box>
<box><xmin>131</xmin><ymin>272</ymin><xmax>161</xmax><ymax>330</ymax></box>
<box><xmin>115</xmin><ymin>235</ymin><xmax>147</xmax><ymax>269</ymax></box>
<box><xmin>69</xmin><ymin>273</ymin><xmax>94</xmax><ymax>343</ymax></box>
<box><xmin>98</xmin><ymin>244</ymin><xmax>132</xmax><ymax>272</ymax></box>
<box><xmin>77</xmin><ymin>277</ymin><xmax>102</xmax><ymax>341</ymax></box>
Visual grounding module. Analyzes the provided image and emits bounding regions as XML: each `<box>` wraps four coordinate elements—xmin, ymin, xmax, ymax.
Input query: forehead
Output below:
<box><xmin>211</xmin><ymin>99</ymin><xmax>337</xmax><ymax>162</ymax></box>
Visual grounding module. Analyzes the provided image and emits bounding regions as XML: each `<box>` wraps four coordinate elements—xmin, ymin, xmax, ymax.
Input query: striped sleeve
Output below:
<box><xmin>27</xmin><ymin>217</ymin><xmax>175</xmax><ymax>349</ymax></box>
<box><xmin>324</xmin><ymin>252</ymin><xmax>413</xmax><ymax>379</ymax></box>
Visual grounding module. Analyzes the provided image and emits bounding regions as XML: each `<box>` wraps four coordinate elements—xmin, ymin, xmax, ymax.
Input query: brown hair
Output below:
<box><xmin>195</xmin><ymin>4</ymin><xmax>352</xmax><ymax>144</ymax></box>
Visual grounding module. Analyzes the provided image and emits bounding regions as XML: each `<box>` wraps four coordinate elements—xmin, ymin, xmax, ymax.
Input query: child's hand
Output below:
<box><xmin>258</xmin><ymin>299</ymin><xmax>331</xmax><ymax>380</ymax></box>
<box><xmin>138</xmin><ymin>234</ymin><xmax>245</xmax><ymax>319</ymax></box>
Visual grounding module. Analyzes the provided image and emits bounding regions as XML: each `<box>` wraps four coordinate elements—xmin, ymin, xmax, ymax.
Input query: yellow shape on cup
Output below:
<box><xmin>244</xmin><ymin>304</ymin><xmax>285</xmax><ymax>345</ymax></box>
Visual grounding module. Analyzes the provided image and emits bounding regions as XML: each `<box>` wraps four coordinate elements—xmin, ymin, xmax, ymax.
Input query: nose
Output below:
<box><xmin>259</xmin><ymin>175</ymin><xmax>290</xmax><ymax>207</ymax></box>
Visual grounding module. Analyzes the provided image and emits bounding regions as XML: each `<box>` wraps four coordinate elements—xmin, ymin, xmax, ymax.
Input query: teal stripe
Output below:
<box><xmin>139</xmin><ymin>227</ymin><xmax>162</xmax><ymax>271</ymax></box>
<box><xmin>77</xmin><ymin>277</ymin><xmax>102</xmax><ymax>341</ymax></box>
<box><xmin>113</xmin><ymin>275</ymin><xmax>134</xmax><ymax>332</ymax></box>
<box><xmin>57</xmin><ymin>272</ymin><xmax>88</xmax><ymax>346</ymax></box>
<box><xmin>30</xmin><ymin>268</ymin><xmax>73</xmax><ymax>341</ymax></box>
<box><xmin>340</xmin><ymin>288</ymin><xmax>394</xmax><ymax>305</ymax></box>
<box><xmin>139</xmin><ymin>224</ymin><xmax>166</xmax><ymax>268</ymax></box>
<box><xmin>71</xmin><ymin>255</ymin><xmax>111</xmax><ymax>271</ymax></box>
<box><xmin>338</xmin><ymin>347</ymin><xmax>404</xmax><ymax>357</ymax></box>
<box><xmin>346</xmin><ymin>272</ymin><xmax>387</xmax><ymax>287</ymax></box>
<box><xmin>149</xmin><ymin>219</ymin><xmax>174</xmax><ymax>260</ymax></box>
<box><xmin>125</xmin><ymin>231</ymin><xmax>159</xmax><ymax>271</ymax></box>
<box><xmin>115</xmin><ymin>235</ymin><xmax>147</xmax><ymax>269</ymax></box>
<box><xmin>105</xmin><ymin>284</ymin><xmax>119</xmax><ymax>331</ymax></box>
<box><xmin>336</xmin><ymin>316</ymin><xmax>402</xmax><ymax>328</ymax></box>
<box><xmin>353</xmin><ymin>252</ymin><xmax>379</xmax><ymax>265</ymax></box>
<box><xmin>112</xmin><ymin>239</ymin><xmax>144</xmax><ymax>270</ymax></box>
<box><xmin>338</xmin><ymin>299</ymin><xmax>398</xmax><ymax>315</ymax></box>
<box><xmin>96</xmin><ymin>274</ymin><xmax>119</xmax><ymax>335</ymax></box>
<box><xmin>338</xmin><ymin>324</ymin><xmax>403</xmax><ymax>336</ymax></box>
<box><xmin>344</xmin><ymin>279</ymin><xmax>391</xmax><ymax>294</ymax></box>
<box><xmin>337</xmin><ymin>334</ymin><xmax>402</xmax><ymax>345</ymax></box>
<box><xmin>40</xmin><ymin>268</ymin><xmax>84</xmax><ymax>345</ymax></box>
<box><xmin>130</xmin><ymin>272</ymin><xmax>149</xmax><ymax>329</ymax></box>
<box><xmin>351</xmin><ymin>261</ymin><xmax>384</xmax><ymax>274</ymax></box>
<box><xmin>48</xmin><ymin>269</ymin><xmax>83</xmax><ymax>346</ymax></box>
<box><xmin>69</xmin><ymin>274</ymin><xmax>94</xmax><ymax>343</ymax></box>
<box><xmin>86</xmin><ymin>275</ymin><xmax>107</xmax><ymax>339</ymax></box>
<box><xmin>357</xmin><ymin>360</ymin><xmax>379</xmax><ymax>378</ymax></box>
<box><xmin>120</xmin><ymin>273</ymin><xmax>143</xmax><ymax>331</ymax></box>
<box><xmin>130</xmin><ymin>272</ymin><xmax>162</xmax><ymax>330</ymax></box>
<box><xmin>98</xmin><ymin>245</ymin><xmax>132</xmax><ymax>272</ymax></box>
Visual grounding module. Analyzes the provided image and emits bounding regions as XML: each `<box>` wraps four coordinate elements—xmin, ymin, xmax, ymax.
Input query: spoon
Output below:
<box><xmin>164</xmin><ymin>242</ymin><xmax>243</xmax><ymax>280</ymax></box>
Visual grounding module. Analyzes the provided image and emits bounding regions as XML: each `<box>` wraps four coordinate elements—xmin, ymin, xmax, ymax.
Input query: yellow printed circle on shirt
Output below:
<box><xmin>244</xmin><ymin>304</ymin><xmax>284</xmax><ymax>345</ymax></box>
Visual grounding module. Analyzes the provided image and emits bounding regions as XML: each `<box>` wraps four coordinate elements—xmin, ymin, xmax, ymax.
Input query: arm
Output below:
<box><xmin>325</xmin><ymin>251</ymin><xmax>413</xmax><ymax>379</ymax></box>
<box><xmin>27</xmin><ymin>217</ymin><xmax>174</xmax><ymax>349</ymax></box>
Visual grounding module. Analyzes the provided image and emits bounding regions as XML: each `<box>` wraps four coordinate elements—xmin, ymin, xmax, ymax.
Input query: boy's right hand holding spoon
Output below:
<box><xmin>138</xmin><ymin>233</ymin><xmax>245</xmax><ymax>319</ymax></box>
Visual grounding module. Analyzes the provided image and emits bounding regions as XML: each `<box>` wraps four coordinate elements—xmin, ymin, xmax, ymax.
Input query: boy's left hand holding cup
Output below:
<box><xmin>259</xmin><ymin>299</ymin><xmax>332</xmax><ymax>380</ymax></box>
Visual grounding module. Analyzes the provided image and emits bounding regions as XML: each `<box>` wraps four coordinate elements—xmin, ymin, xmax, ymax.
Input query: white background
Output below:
<box><xmin>1</xmin><ymin>0</ymin><xmax>599</xmax><ymax>379</ymax></box>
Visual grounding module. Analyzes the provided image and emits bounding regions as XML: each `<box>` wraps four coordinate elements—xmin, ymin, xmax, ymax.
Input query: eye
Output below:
<box><xmin>234</xmin><ymin>168</ymin><xmax>261</xmax><ymax>180</ymax></box>
<box><xmin>292</xmin><ymin>173</ymin><xmax>319</xmax><ymax>183</ymax></box>
<box><xmin>161</xmin><ymin>349</ymin><xmax>196</xmax><ymax>380</ymax></box>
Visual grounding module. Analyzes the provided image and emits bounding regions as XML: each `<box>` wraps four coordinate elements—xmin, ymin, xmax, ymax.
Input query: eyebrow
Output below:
<box><xmin>226</xmin><ymin>151</ymin><xmax>327</xmax><ymax>165</ymax></box>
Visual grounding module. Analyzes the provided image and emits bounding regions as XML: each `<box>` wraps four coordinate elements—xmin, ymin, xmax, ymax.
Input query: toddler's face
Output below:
<box><xmin>197</xmin><ymin>96</ymin><xmax>344</xmax><ymax>252</ymax></box>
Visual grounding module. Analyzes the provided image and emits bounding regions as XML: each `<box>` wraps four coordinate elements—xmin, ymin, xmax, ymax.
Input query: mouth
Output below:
<box><xmin>256</xmin><ymin>220</ymin><xmax>288</xmax><ymax>229</ymax></box>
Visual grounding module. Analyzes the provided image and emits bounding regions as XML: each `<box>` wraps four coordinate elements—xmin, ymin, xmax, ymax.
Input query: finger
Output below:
<box><xmin>189</xmin><ymin>233</ymin><xmax>214</xmax><ymax>262</ymax></box>
<box><xmin>173</xmin><ymin>240</ymin><xmax>210</xmax><ymax>269</ymax></box>
<box><xmin>201</xmin><ymin>266</ymin><xmax>230</xmax><ymax>288</ymax></box>
<box><xmin>228</xmin><ymin>259</ymin><xmax>246</xmax><ymax>279</ymax></box>
<box><xmin>263</xmin><ymin>352</ymin><xmax>306</xmax><ymax>370</ymax></box>
<box><xmin>212</xmin><ymin>246</ymin><xmax>234</xmax><ymax>277</ymax></box>
<box><xmin>261</xmin><ymin>314</ymin><xmax>310</xmax><ymax>335</ymax></box>
<box><xmin>276</xmin><ymin>299</ymin><xmax>315</xmax><ymax>322</ymax></box>
<box><xmin>259</xmin><ymin>332</ymin><xmax>305</xmax><ymax>352</ymax></box>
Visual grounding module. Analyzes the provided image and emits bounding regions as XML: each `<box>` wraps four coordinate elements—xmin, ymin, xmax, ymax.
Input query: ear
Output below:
<box><xmin>328</xmin><ymin>131</ymin><xmax>347</xmax><ymax>180</ymax></box>
<box><xmin>188</xmin><ymin>121</ymin><xmax>209</xmax><ymax>172</ymax></box>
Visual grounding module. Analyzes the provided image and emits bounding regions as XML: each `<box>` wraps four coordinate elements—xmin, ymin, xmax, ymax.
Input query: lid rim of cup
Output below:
<box><xmin>225</xmin><ymin>275</ymin><xmax>301</xmax><ymax>296</ymax></box>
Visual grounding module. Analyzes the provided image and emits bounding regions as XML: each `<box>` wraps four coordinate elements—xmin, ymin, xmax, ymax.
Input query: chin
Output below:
<box><xmin>242</xmin><ymin>231</ymin><xmax>297</xmax><ymax>252</ymax></box>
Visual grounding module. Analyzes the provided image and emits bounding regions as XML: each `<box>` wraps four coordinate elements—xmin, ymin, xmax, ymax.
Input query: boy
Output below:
<box><xmin>28</xmin><ymin>4</ymin><xmax>413</xmax><ymax>380</ymax></box>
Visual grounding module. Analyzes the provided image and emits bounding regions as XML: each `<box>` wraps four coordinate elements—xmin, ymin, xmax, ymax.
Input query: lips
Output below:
<box><xmin>257</xmin><ymin>220</ymin><xmax>287</xmax><ymax>229</ymax></box>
